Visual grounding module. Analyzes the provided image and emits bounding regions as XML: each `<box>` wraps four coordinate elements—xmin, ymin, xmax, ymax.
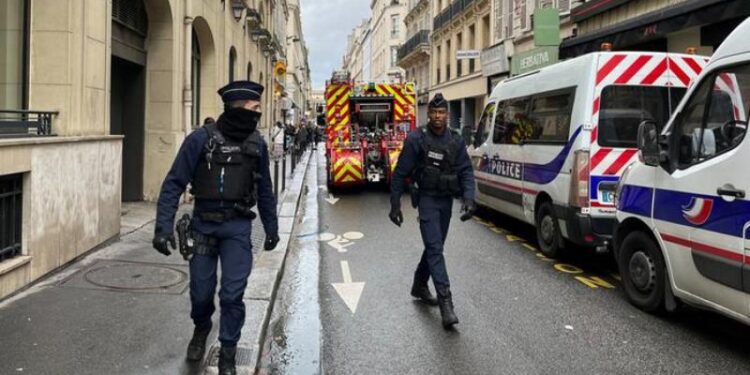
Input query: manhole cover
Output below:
<box><xmin>83</xmin><ymin>263</ymin><xmax>187</xmax><ymax>291</ymax></box>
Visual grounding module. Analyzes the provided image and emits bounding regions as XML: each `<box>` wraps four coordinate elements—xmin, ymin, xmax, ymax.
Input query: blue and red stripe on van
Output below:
<box><xmin>617</xmin><ymin>184</ymin><xmax>750</xmax><ymax>292</ymax></box>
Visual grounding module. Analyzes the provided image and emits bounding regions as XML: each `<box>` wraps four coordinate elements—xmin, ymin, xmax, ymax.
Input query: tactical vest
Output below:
<box><xmin>191</xmin><ymin>123</ymin><xmax>262</xmax><ymax>204</ymax></box>
<box><xmin>416</xmin><ymin>126</ymin><xmax>462</xmax><ymax>197</ymax></box>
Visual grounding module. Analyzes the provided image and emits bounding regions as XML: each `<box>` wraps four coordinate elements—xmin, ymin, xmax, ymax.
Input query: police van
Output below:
<box><xmin>613</xmin><ymin>18</ymin><xmax>750</xmax><ymax>322</ymax></box>
<box><xmin>468</xmin><ymin>50</ymin><xmax>706</xmax><ymax>257</ymax></box>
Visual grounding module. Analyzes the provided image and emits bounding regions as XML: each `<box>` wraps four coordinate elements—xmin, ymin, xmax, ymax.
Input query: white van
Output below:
<box><xmin>613</xmin><ymin>18</ymin><xmax>750</xmax><ymax>323</ymax></box>
<box><xmin>469</xmin><ymin>50</ymin><xmax>706</xmax><ymax>257</ymax></box>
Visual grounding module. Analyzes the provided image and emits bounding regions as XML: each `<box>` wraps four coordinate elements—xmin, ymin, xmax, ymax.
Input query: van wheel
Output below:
<box><xmin>618</xmin><ymin>231</ymin><xmax>666</xmax><ymax>313</ymax></box>
<box><xmin>535</xmin><ymin>201</ymin><xmax>562</xmax><ymax>258</ymax></box>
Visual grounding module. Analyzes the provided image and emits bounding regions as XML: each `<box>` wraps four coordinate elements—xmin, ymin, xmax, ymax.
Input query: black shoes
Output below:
<box><xmin>411</xmin><ymin>282</ymin><xmax>438</xmax><ymax>306</ymax></box>
<box><xmin>437</xmin><ymin>288</ymin><xmax>459</xmax><ymax>329</ymax></box>
<box><xmin>218</xmin><ymin>346</ymin><xmax>237</xmax><ymax>375</ymax></box>
<box><xmin>186</xmin><ymin>322</ymin><xmax>212</xmax><ymax>361</ymax></box>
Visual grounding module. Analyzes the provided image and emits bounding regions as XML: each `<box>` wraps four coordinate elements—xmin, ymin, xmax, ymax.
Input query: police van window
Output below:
<box><xmin>493</xmin><ymin>97</ymin><xmax>530</xmax><ymax>145</ymax></box>
<box><xmin>675</xmin><ymin>64</ymin><xmax>750</xmax><ymax>168</ymax></box>
<box><xmin>598</xmin><ymin>86</ymin><xmax>686</xmax><ymax>148</ymax></box>
<box><xmin>526</xmin><ymin>88</ymin><xmax>576</xmax><ymax>144</ymax></box>
<box><xmin>473</xmin><ymin>101</ymin><xmax>496</xmax><ymax>147</ymax></box>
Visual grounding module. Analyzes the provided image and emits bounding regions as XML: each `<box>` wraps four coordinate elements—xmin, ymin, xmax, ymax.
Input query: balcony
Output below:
<box><xmin>0</xmin><ymin>110</ymin><xmax>58</xmax><ymax>137</ymax></box>
<box><xmin>245</xmin><ymin>8</ymin><xmax>262</xmax><ymax>29</ymax></box>
<box><xmin>433</xmin><ymin>0</ymin><xmax>476</xmax><ymax>31</ymax></box>
<box><xmin>397</xmin><ymin>30</ymin><xmax>430</xmax><ymax>63</ymax></box>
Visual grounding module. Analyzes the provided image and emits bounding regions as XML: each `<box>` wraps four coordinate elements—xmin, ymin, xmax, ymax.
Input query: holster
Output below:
<box><xmin>176</xmin><ymin>214</ymin><xmax>194</xmax><ymax>261</ymax></box>
<box><xmin>192</xmin><ymin>232</ymin><xmax>219</xmax><ymax>256</ymax></box>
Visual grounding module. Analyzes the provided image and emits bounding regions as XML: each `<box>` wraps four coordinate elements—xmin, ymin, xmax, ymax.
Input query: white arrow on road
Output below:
<box><xmin>332</xmin><ymin>261</ymin><xmax>365</xmax><ymax>314</ymax></box>
<box><xmin>325</xmin><ymin>193</ymin><xmax>339</xmax><ymax>205</ymax></box>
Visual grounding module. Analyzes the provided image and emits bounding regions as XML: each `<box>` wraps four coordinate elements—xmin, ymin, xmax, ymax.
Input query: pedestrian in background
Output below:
<box><xmin>389</xmin><ymin>93</ymin><xmax>476</xmax><ymax>329</ymax></box>
<box><xmin>152</xmin><ymin>80</ymin><xmax>280</xmax><ymax>375</ymax></box>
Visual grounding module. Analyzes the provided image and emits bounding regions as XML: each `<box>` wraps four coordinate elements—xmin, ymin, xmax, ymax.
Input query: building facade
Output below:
<box><xmin>285</xmin><ymin>0</ymin><xmax>313</xmax><ymax>126</ymax></box>
<box><xmin>369</xmin><ymin>0</ymin><xmax>408</xmax><ymax>83</ymax></box>
<box><xmin>431</xmin><ymin>0</ymin><xmax>493</xmax><ymax>131</ymax></box>
<box><xmin>398</xmin><ymin>0</ymin><xmax>433</xmax><ymax>122</ymax></box>
<box><xmin>0</xmin><ymin>0</ymin><xmax>296</xmax><ymax>300</ymax></box>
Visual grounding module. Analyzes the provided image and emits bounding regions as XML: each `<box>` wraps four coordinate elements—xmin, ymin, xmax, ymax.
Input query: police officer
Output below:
<box><xmin>152</xmin><ymin>80</ymin><xmax>279</xmax><ymax>375</ymax></box>
<box><xmin>389</xmin><ymin>93</ymin><xmax>476</xmax><ymax>329</ymax></box>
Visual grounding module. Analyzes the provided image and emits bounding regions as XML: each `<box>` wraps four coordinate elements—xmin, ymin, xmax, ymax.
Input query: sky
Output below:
<box><xmin>300</xmin><ymin>0</ymin><xmax>371</xmax><ymax>90</ymax></box>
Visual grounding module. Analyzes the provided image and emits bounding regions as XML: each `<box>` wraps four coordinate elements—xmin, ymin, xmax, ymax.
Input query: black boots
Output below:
<box><xmin>411</xmin><ymin>277</ymin><xmax>438</xmax><ymax>306</ymax></box>
<box><xmin>437</xmin><ymin>288</ymin><xmax>459</xmax><ymax>329</ymax></box>
<box><xmin>218</xmin><ymin>346</ymin><xmax>237</xmax><ymax>375</ymax></box>
<box><xmin>186</xmin><ymin>322</ymin><xmax>212</xmax><ymax>361</ymax></box>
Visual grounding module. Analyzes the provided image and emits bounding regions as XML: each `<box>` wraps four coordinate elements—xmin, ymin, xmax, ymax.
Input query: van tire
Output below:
<box><xmin>535</xmin><ymin>201</ymin><xmax>562</xmax><ymax>258</ymax></box>
<box><xmin>619</xmin><ymin>231</ymin><xmax>666</xmax><ymax>313</ymax></box>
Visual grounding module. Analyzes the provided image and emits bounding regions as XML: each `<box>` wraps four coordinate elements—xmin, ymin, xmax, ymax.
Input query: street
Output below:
<box><xmin>266</xmin><ymin>149</ymin><xmax>750</xmax><ymax>374</ymax></box>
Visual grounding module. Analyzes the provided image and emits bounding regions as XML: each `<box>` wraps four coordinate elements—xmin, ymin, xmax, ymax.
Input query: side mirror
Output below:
<box><xmin>637</xmin><ymin>120</ymin><xmax>661</xmax><ymax>167</ymax></box>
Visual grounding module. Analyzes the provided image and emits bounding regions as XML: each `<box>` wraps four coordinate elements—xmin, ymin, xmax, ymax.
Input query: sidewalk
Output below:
<box><xmin>0</xmin><ymin>150</ymin><xmax>313</xmax><ymax>375</ymax></box>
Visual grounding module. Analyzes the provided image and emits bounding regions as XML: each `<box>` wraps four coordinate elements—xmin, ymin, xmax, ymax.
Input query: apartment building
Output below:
<box><xmin>369</xmin><ymin>0</ymin><xmax>408</xmax><ymax>83</ymax></box>
<box><xmin>398</xmin><ymin>0</ymin><xmax>433</xmax><ymax>122</ymax></box>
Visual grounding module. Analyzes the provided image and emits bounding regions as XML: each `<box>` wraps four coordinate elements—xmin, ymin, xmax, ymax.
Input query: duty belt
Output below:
<box><xmin>192</xmin><ymin>231</ymin><xmax>219</xmax><ymax>256</ymax></box>
<box><xmin>196</xmin><ymin>210</ymin><xmax>241</xmax><ymax>223</ymax></box>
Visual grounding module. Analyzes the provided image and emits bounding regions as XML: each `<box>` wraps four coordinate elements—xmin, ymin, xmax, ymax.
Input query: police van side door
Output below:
<box><xmin>655</xmin><ymin>62</ymin><xmax>750</xmax><ymax>315</ymax></box>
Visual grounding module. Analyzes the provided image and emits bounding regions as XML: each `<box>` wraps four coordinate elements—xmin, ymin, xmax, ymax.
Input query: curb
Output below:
<box><xmin>203</xmin><ymin>150</ymin><xmax>313</xmax><ymax>374</ymax></box>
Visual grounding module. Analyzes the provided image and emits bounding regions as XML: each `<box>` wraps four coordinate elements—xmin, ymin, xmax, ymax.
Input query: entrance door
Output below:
<box><xmin>110</xmin><ymin>57</ymin><xmax>145</xmax><ymax>202</ymax></box>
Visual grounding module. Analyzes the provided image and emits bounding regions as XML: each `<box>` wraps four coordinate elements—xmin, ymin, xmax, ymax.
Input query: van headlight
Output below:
<box><xmin>614</xmin><ymin>163</ymin><xmax>635</xmax><ymax>208</ymax></box>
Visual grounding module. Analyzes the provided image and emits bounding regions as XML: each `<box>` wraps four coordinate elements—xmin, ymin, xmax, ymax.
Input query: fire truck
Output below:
<box><xmin>324</xmin><ymin>71</ymin><xmax>417</xmax><ymax>190</ymax></box>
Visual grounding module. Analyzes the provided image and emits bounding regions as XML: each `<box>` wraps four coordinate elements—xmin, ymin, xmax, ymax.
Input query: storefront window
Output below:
<box><xmin>0</xmin><ymin>0</ymin><xmax>29</xmax><ymax>110</ymax></box>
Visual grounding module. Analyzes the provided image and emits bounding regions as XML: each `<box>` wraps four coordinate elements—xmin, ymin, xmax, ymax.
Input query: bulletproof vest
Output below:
<box><xmin>191</xmin><ymin>123</ymin><xmax>262</xmax><ymax>204</ymax></box>
<box><xmin>416</xmin><ymin>126</ymin><xmax>462</xmax><ymax>197</ymax></box>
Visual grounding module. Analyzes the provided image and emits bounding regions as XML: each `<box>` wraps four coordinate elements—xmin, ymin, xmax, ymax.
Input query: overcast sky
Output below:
<box><xmin>300</xmin><ymin>0</ymin><xmax>371</xmax><ymax>90</ymax></box>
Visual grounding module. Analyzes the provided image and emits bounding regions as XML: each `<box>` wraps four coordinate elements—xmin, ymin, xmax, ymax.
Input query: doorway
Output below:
<box><xmin>110</xmin><ymin>57</ymin><xmax>145</xmax><ymax>202</ymax></box>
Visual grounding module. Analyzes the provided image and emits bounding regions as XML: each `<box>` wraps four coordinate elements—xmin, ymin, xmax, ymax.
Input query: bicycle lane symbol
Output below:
<box><xmin>318</xmin><ymin>231</ymin><xmax>364</xmax><ymax>253</ymax></box>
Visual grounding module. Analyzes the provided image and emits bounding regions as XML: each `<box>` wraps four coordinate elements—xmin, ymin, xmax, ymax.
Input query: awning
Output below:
<box><xmin>560</xmin><ymin>0</ymin><xmax>750</xmax><ymax>58</ymax></box>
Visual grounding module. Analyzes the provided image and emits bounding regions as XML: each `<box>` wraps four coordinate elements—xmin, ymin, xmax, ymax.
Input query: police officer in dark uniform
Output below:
<box><xmin>389</xmin><ymin>93</ymin><xmax>476</xmax><ymax>329</ymax></box>
<box><xmin>152</xmin><ymin>80</ymin><xmax>279</xmax><ymax>375</ymax></box>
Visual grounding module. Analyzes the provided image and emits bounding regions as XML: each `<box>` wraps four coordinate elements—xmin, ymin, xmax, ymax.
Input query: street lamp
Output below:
<box><xmin>231</xmin><ymin>0</ymin><xmax>245</xmax><ymax>22</ymax></box>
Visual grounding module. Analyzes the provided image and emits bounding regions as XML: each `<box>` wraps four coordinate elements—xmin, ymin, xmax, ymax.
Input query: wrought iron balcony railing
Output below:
<box><xmin>433</xmin><ymin>0</ymin><xmax>477</xmax><ymax>31</ymax></box>
<box><xmin>397</xmin><ymin>30</ymin><xmax>430</xmax><ymax>62</ymax></box>
<box><xmin>0</xmin><ymin>109</ymin><xmax>58</xmax><ymax>137</ymax></box>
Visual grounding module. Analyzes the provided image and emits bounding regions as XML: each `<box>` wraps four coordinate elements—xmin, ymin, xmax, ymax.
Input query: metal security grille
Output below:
<box><xmin>0</xmin><ymin>174</ymin><xmax>23</xmax><ymax>262</ymax></box>
<box><xmin>112</xmin><ymin>0</ymin><xmax>148</xmax><ymax>36</ymax></box>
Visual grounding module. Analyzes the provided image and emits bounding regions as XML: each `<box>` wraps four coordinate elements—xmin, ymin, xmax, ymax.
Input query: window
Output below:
<box><xmin>391</xmin><ymin>14</ymin><xmax>400</xmax><ymax>39</ymax></box>
<box><xmin>0</xmin><ymin>0</ymin><xmax>29</xmax><ymax>110</ymax></box>
<box><xmin>598</xmin><ymin>86</ymin><xmax>686</xmax><ymax>148</ymax></box>
<box><xmin>228</xmin><ymin>47</ymin><xmax>237</xmax><ymax>82</ymax></box>
<box><xmin>526</xmin><ymin>88</ymin><xmax>576</xmax><ymax>143</ymax></box>
<box><xmin>493</xmin><ymin>97</ymin><xmax>531</xmax><ymax>144</ymax></box>
<box><xmin>473</xmin><ymin>102</ymin><xmax>497</xmax><ymax>147</ymax></box>
<box><xmin>0</xmin><ymin>174</ymin><xmax>23</xmax><ymax>262</ymax></box>
<box><xmin>247</xmin><ymin>62</ymin><xmax>253</xmax><ymax>80</ymax></box>
<box><xmin>191</xmin><ymin>30</ymin><xmax>201</xmax><ymax>127</ymax></box>
<box><xmin>674</xmin><ymin>64</ymin><xmax>750</xmax><ymax>168</ymax></box>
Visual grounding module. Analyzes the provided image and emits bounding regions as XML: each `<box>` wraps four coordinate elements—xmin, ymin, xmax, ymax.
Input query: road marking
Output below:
<box><xmin>506</xmin><ymin>235</ymin><xmax>524</xmax><ymax>242</ymax></box>
<box><xmin>342</xmin><ymin>231</ymin><xmax>364</xmax><ymax>240</ymax></box>
<box><xmin>553</xmin><ymin>264</ymin><xmax>585</xmax><ymax>274</ymax></box>
<box><xmin>325</xmin><ymin>193</ymin><xmax>339</xmax><ymax>205</ymax></box>
<box><xmin>574</xmin><ymin>276</ymin><xmax>616</xmax><ymax>289</ymax></box>
<box><xmin>332</xmin><ymin>261</ymin><xmax>365</xmax><ymax>314</ymax></box>
<box><xmin>488</xmin><ymin>226</ymin><xmax>507</xmax><ymax>234</ymax></box>
<box><xmin>318</xmin><ymin>232</ymin><xmax>363</xmax><ymax>252</ymax></box>
<box><xmin>318</xmin><ymin>232</ymin><xmax>336</xmax><ymax>241</ymax></box>
<box><xmin>522</xmin><ymin>243</ymin><xmax>538</xmax><ymax>252</ymax></box>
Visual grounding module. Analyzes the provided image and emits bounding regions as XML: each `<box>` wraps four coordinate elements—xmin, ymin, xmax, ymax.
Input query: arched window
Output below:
<box><xmin>228</xmin><ymin>47</ymin><xmax>237</xmax><ymax>82</ymax></box>
<box><xmin>247</xmin><ymin>62</ymin><xmax>253</xmax><ymax>80</ymax></box>
<box><xmin>191</xmin><ymin>29</ymin><xmax>201</xmax><ymax>127</ymax></box>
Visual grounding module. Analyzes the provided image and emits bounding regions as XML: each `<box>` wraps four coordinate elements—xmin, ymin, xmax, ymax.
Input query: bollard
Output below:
<box><xmin>273</xmin><ymin>158</ymin><xmax>279</xmax><ymax>199</ymax></box>
<box><xmin>282</xmin><ymin>153</ymin><xmax>287</xmax><ymax>192</ymax></box>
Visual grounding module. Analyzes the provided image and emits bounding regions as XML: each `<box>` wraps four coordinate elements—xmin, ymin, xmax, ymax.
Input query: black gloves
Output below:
<box><xmin>264</xmin><ymin>232</ymin><xmax>280</xmax><ymax>251</ymax></box>
<box><xmin>153</xmin><ymin>235</ymin><xmax>176</xmax><ymax>256</ymax></box>
<box><xmin>389</xmin><ymin>204</ymin><xmax>403</xmax><ymax>227</ymax></box>
<box><xmin>460</xmin><ymin>199</ymin><xmax>477</xmax><ymax>222</ymax></box>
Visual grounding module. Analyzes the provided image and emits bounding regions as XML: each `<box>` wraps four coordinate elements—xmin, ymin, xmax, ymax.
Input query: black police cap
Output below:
<box><xmin>217</xmin><ymin>80</ymin><xmax>264</xmax><ymax>103</ymax></box>
<box><xmin>429</xmin><ymin>93</ymin><xmax>448</xmax><ymax>109</ymax></box>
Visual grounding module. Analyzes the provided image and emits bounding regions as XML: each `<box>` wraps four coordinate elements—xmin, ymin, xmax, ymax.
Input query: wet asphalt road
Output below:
<box><xmin>314</xmin><ymin>166</ymin><xmax>750</xmax><ymax>373</ymax></box>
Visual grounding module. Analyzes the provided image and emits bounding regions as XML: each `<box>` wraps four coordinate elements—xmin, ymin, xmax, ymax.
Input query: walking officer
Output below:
<box><xmin>389</xmin><ymin>93</ymin><xmax>476</xmax><ymax>329</ymax></box>
<box><xmin>152</xmin><ymin>80</ymin><xmax>280</xmax><ymax>375</ymax></box>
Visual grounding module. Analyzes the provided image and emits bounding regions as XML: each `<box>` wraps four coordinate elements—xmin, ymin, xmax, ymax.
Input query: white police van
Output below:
<box><xmin>469</xmin><ymin>50</ymin><xmax>706</xmax><ymax>257</ymax></box>
<box><xmin>613</xmin><ymin>18</ymin><xmax>750</xmax><ymax>322</ymax></box>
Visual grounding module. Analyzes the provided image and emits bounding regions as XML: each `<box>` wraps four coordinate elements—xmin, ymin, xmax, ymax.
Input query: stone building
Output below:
<box><xmin>0</xmin><ymin>0</ymin><xmax>293</xmax><ymax>300</ymax></box>
<box><xmin>398</xmin><ymin>0</ymin><xmax>433</xmax><ymax>122</ymax></box>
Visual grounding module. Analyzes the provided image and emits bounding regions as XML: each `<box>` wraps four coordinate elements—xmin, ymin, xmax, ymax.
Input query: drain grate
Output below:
<box><xmin>206</xmin><ymin>346</ymin><xmax>255</xmax><ymax>367</ymax></box>
<box><xmin>59</xmin><ymin>259</ymin><xmax>189</xmax><ymax>295</ymax></box>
